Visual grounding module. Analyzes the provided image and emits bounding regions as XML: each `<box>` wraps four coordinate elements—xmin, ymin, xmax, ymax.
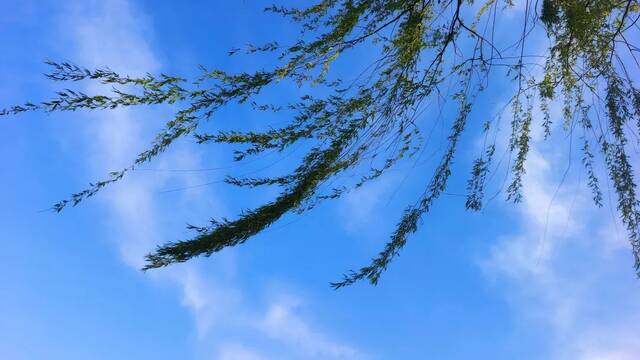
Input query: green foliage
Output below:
<box><xmin>3</xmin><ymin>0</ymin><xmax>640</xmax><ymax>286</ymax></box>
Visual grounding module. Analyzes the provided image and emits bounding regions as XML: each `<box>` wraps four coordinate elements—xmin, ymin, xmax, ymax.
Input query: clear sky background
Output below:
<box><xmin>1</xmin><ymin>1</ymin><xmax>640</xmax><ymax>359</ymax></box>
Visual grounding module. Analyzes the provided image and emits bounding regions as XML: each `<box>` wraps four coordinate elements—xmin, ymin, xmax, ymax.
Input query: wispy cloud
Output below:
<box><xmin>218</xmin><ymin>344</ymin><xmax>269</xmax><ymax>360</ymax></box>
<box><xmin>482</xmin><ymin>95</ymin><xmax>640</xmax><ymax>359</ymax></box>
<box><xmin>257</xmin><ymin>295</ymin><xmax>364</xmax><ymax>359</ymax></box>
<box><xmin>58</xmin><ymin>1</ymin><xmax>365</xmax><ymax>358</ymax></box>
<box><xmin>171</xmin><ymin>266</ymin><xmax>242</xmax><ymax>337</ymax></box>
<box><xmin>340</xmin><ymin>175</ymin><xmax>398</xmax><ymax>232</ymax></box>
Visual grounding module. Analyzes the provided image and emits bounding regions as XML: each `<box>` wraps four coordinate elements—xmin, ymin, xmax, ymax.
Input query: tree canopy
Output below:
<box><xmin>3</xmin><ymin>0</ymin><xmax>640</xmax><ymax>288</ymax></box>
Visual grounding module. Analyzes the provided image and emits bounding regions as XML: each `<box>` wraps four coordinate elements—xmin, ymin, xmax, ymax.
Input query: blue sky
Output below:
<box><xmin>1</xmin><ymin>1</ymin><xmax>640</xmax><ymax>359</ymax></box>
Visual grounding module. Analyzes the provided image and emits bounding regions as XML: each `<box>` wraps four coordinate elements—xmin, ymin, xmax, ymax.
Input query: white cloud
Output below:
<box><xmin>64</xmin><ymin>0</ymin><xmax>166</xmax><ymax>267</ymax></box>
<box><xmin>258</xmin><ymin>296</ymin><xmax>364</xmax><ymax>360</ymax></box>
<box><xmin>218</xmin><ymin>344</ymin><xmax>269</xmax><ymax>360</ymax></box>
<box><xmin>482</xmin><ymin>97</ymin><xmax>640</xmax><ymax>358</ymax></box>
<box><xmin>340</xmin><ymin>174</ymin><xmax>398</xmax><ymax>232</ymax></box>
<box><xmin>58</xmin><ymin>1</ymin><xmax>365</xmax><ymax>359</ymax></box>
<box><xmin>573</xmin><ymin>330</ymin><xmax>640</xmax><ymax>360</ymax></box>
<box><xmin>169</xmin><ymin>266</ymin><xmax>242</xmax><ymax>338</ymax></box>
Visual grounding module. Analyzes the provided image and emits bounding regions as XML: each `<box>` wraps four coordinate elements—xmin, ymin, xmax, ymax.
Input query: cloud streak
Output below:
<box><xmin>258</xmin><ymin>296</ymin><xmax>364</xmax><ymax>359</ymax></box>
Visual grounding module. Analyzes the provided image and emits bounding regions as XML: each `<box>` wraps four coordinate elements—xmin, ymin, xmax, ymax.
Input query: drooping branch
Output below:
<box><xmin>3</xmin><ymin>0</ymin><xmax>640</xmax><ymax>286</ymax></box>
